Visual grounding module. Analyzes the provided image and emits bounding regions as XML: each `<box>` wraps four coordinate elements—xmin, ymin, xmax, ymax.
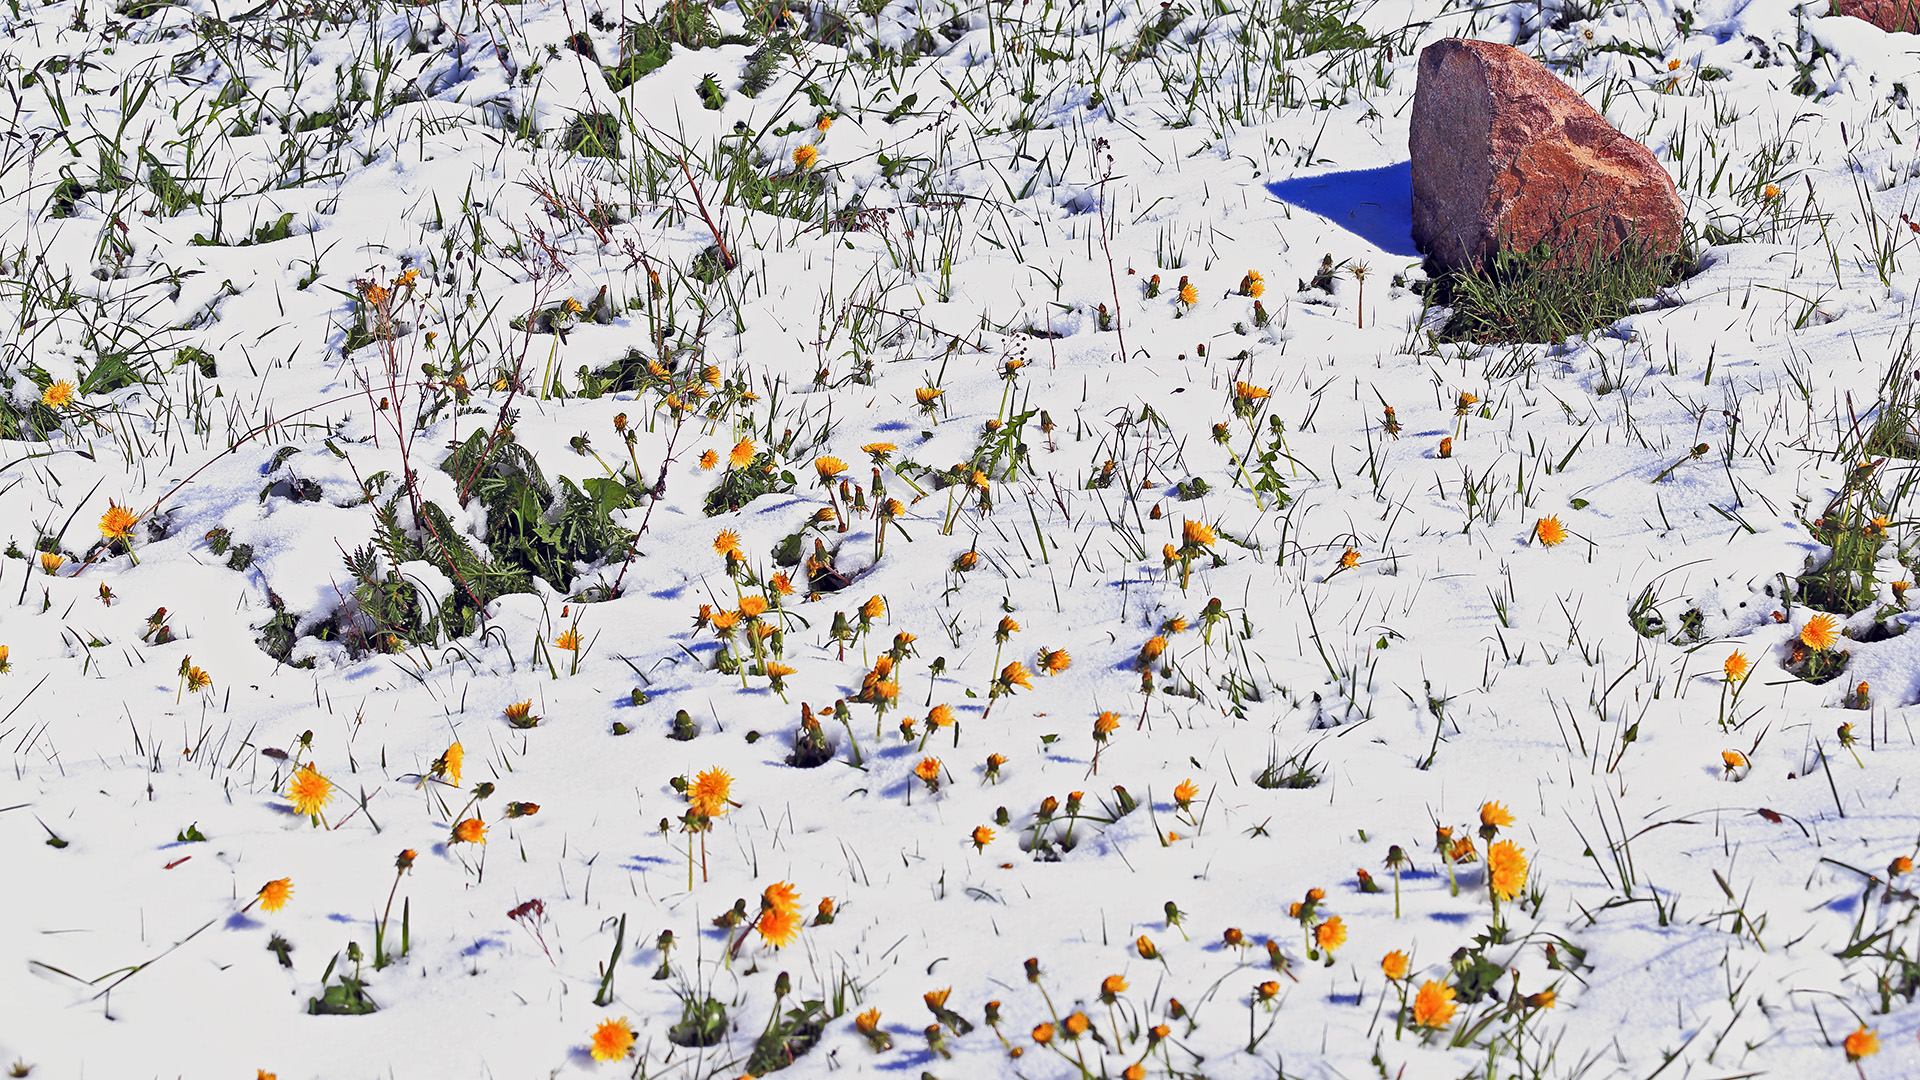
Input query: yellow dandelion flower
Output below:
<box><xmin>257</xmin><ymin>877</ymin><xmax>293</xmax><ymax>912</ymax></box>
<box><xmin>971</xmin><ymin>824</ymin><xmax>994</xmax><ymax>850</ymax></box>
<box><xmin>1412</xmin><ymin>980</ymin><xmax>1457</xmax><ymax>1029</ymax></box>
<box><xmin>1479</xmin><ymin>801</ymin><xmax>1514</xmax><ymax>829</ymax></box>
<box><xmin>1038</xmin><ymin>647</ymin><xmax>1070</xmax><ymax>674</ymax></box>
<box><xmin>914</xmin><ymin>757</ymin><xmax>942</xmax><ymax>783</ymax></box>
<box><xmin>41</xmin><ymin>381</ymin><xmax>76</xmax><ymax>409</ymax></box>
<box><xmin>285</xmin><ymin>765</ymin><xmax>334</xmax><ymax>819</ymax></box>
<box><xmin>590</xmin><ymin>1018</ymin><xmax>636</xmax><ymax>1062</ymax></box>
<box><xmin>757</xmin><ymin>903</ymin><xmax>802</xmax><ymax>947</ymax></box>
<box><xmin>815</xmin><ymin>456</ymin><xmax>847</xmax><ymax>479</ymax></box>
<box><xmin>715</xmin><ymin>529</ymin><xmax>744</xmax><ymax>558</ymax></box>
<box><xmin>730</xmin><ymin>438</ymin><xmax>756</xmax><ymax>468</ymax></box>
<box><xmin>1000</xmin><ymin>661</ymin><xmax>1033</xmax><ymax>689</ymax></box>
<box><xmin>700</xmin><ymin>449</ymin><xmax>719</xmax><ymax>470</ymax></box>
<box><xmin>793</xmin><ymin>144</ymin><xmax>819</xmax><ymax>169</ymax></box>
<box><xmin>453</xmin><ymin>817</ymin><xmax>487</xmax><ymax>843</ymax></box>
<box><xmin>1173</xmin><ymin>778</ymin><xmax>1198</xmax><ymax>808</ymax></box>
<box><xmin>437</xmin><ymin>742</ymin><xmax>464</xmax><ymax>786</ymax></box>
<box><xmin>1844</xmin><ymin>1025</ymin><xmax>1879</xmax><ymax>1062</ymax></box>
<box><xmin>1381</xmin><ymin>950</ymin><xmax>1409</xmax><ymax>981</ymax></box>
<box><xmin>554</xmin><ymin>629</ymin><xmax>582</xmax><ymax>651</ymax></box>
<box><xmin>1315</xmin><ymin>916</ymin><xmax>1346</xmax><ymax>952</ymax></box>
<box><xmin>1178</xmin><ymin>282</ymin><xmax>1198</xmax><ymax>305</ymax></box>
<box><xmin>1801</xmin><ymin>614</ymin><xmax>1840</xmax><ymax>651</ymax></box>
<box><xmin>1724</xmin><ymin>651</ymin><xmax>1750</xmax><ymax>682</ymax></box>
<box><xmin>689</xmin><ymin>767</ymin><xmax>734</xmax><ymax>817</ymax></box>
<box><xmin>1534</xmin><ymin>516</ymin><xmax>1568</xmax><ymax>546</ymax></box>
<box><xmin>100</xmin><ymin>501</ymin><xmax>139</xmax><ymax>541</ymax></box>
<box><xmin>1487</xmin><ymin>840</ymin><xmax>1528</xmax><ymax>900</ymax></box>
<box><xmin>1140</xmin><ymin>635</ymin><xmax>1168</xmax><ymax>664</ymax></box>
<box><xmin>1182</xmin><ymin>519</ymin><xmax>1215</xmax><ymax>547</ymax></box>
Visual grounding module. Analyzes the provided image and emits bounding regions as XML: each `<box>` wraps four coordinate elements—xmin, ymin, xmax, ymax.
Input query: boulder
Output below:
<box><xmin>1409</xmin><ymin>39</ymin><xmax>1686</xmax><ymax>273</ymax></box>
<box><xmin>1830</xmin><ymin>0</ymin><xmax>1919</xmax><ymax>32</ymax></box>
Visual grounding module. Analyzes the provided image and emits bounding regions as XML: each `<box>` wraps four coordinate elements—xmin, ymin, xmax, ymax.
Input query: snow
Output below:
<box><xmin>2</xmin><ymin>0</ymin><xmax>1920</xmax><ymax>1075</ymax></box>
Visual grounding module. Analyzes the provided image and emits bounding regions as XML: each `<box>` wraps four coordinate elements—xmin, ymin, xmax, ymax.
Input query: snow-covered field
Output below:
<box><xmin>3</xmin><ymin>0</ymin><xmax>1920</xmax><ymax>1074</ymax></box>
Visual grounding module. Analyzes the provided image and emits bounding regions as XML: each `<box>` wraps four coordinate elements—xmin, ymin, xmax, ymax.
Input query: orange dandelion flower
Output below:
<box><xmin>1234</xmin><ymin>381</ymin><xmax>1270</xmax><ymax>402</ymax></box>
<box><xmin>793</xmin><ymin>144</ymin><xmax>819</xmax><ymax>169</ymax></box>
<box><xmin>1844</xmin><ymin>1025</ymin><xmax>1879</xmax><ymax>1062</ymax></box>
<box><xmin>1182</xmin><ymin>519</ymin><xmax>1216</xmax><ymax>547</ymax></box>
<box><xmin>914</xmin><ymin>757</ymin><xmax>942</xmax><ymax>783</ymax></box>
<box><xmin>861</xmin><ymin>595</ymin><xmax>886</xmax><ymax>620</ymax></box>
<box><xmin>590</xmin><ymin>1018</ymin><xmax>635</xmax><ymax>1062</ymax></box>
<box><xmin>1339</xmin><ymin>547</ymin><xmax>1359</xmax><ymax>569</ymax></box>
<box><xmin>1724</xmin><ymin>651</ymin><xmax>1750</xmax><ymax>682</ymax></box>
<box><xmin>1526</xmin><ymin>989</ymin><xmax>1557</xmax><ymax>1009</ymax></box>
<box><xmin>1178</xmin><ymin>282</ymin><xmax>1198</xmax><ymax>305</ymax></box>
<box><xmin>763</xmin><ymin>881</ymin><xmax>802</xmax><ymax>918</ymax></box>
<box><xmin>1801</xmin><ymin>614</ymin><xmax>1840</xmax><ymax>651</ymax></box>
<box><xmin>257</xmin><ymin>878</ymin><xmax>293</xmax><ymax>912</ymax></box>
<box><xmin>1137</xmin><ymin>935</ymin><xmax>1158</xmax><ymax>959</ymax></box>
<box><xmin>453</xmin><ymin>817</ymin><xmax>487</xmax><ymax>844</ymax></box>
<box><xmin>715</xmin><ymin>529</ymin><xmax>743</xmax><ymax>558</ymax></box>
<box><xmin>437</xmin><ymin>742</ymin><xmax>464</xmax><ymax>787</ymax></box>
<box><xmin>855</xmin><ymin>1007</ymin><xmax>881</xmax><ymax>1034</ymax></box>
<box><xmin>757</xmin><ymin>903</ymin><xmax>802</xmax><ymax>948</ymax></box>
<box><xmin>504</xmin><ymin>701</ymin><xmax>538</xmax><ymax>728</ymax></box>
<box><xmin>38</xmin><ymin>551</ymin><xmax>64</xmax><ymax>575</ymax></box>
<box><xmin>730</xmin><ymin>438</ymin><xmax>756</xmax><ymax>468</ymax></box>
<box><xmin>1256</xmin><ymin>980</ymin><xmax>1280</xmax><ymax>1000</ymax></box>
<box><xmin>42</xmin><ymin>381</ymin><xmax>76</xmax><ymax>409</ymax></box>
<box><xmin>738</xmin><ymin>595</ymin><xmax>769</xmax><ymax>618</ymax></box>
<box><xmin>1479</xmin><ymin>801</ymin><xmax>1514</xmax><ymax>829</ymax></box>
<box><xmin>1000</xmin><ymin>661</ymin><xmax>1033</xmax><ymax>689</ymax></box>
<box><xmin>1038</xmin><ymin>647</ymin><xmax>1070</xmax><ymax>674</ymax></box>
<box><xmin>1093</xmin><ymin>711</ymin><xmax>1120</xmax><ymax>738</ymax></box>
<box><xmin>1173</xmin><ymin>779</ymin><xmax>1198</xmax><ymax>808</ymax></box>
<box><xmin>1381</xmin><ymin>950</ymin><xmax>1409</xmax><ymax>981</ymax></box>
<box><xmin>1140</xmin><ymin>635</ymin><xmax>1168</xmax><ymax>664</ymax></box>
<box><xmin>285</xmin><ymin>764</ymin><xmax>334</xmax><ymax>819</ymax></box>
<box><xmin>689</xmin><ymin>767</ymin><xmax>733</xmax><ymax>817</ymax></box>
<box><xmin>1101</xmin><ymin>974</ymin><xmax>1128</xmax><ymax>998</ymax></box>
<box><xmin>1063</xmin><ymin>1011</ymin><xmax>1092</xmax><ymax>1038</ymax></box>
<box><xmin>1315</xmin><ymin>916</ymin><xmax>1346</xmax><ymax>953</ymax></box>
<box><xmin>699</xmin><ymin>449</ymin><xmax>719</xmax><ymax>469</ymax></box>
<box><xmin>1722</xmin><ymin>749</ymin><xmax>1748</xmax><ymax>771</ymax></box>
<box><xmin>770</xmin><ymin>572</ymin><xmax>795</xmax><ymax>595</ymax></box>
<box><xmin>1891</xmin><ymin>855</ymin><xmax>1914</xmax><ymax>875</ymax></box>
<box><xmin>1535</xmin><ymin>516</ymin><xmax>1568</xmax><ymax>546</ymax></box>
<box><xmin>1412</xmin><ymin>980</ymin><xmax>1457</xmax><ymax>1028</ymax></box>
<box><xmin>927</xmin><ymin>704</ymin><xmax>954</xmax><ymax>728</ymax></box>
<box><xmin>1032</xmin><ymin>1022</ymin><xmax>1056</xmax><ymax>1044</ymax></box>
<box><xmin>100</xmin><ymin>501</ymin><xmax>139</xmax><ymax>541</ymax></box>
<box><xmin>971</xmin><ymin>824</ymin><xmax>994</xmax><ymax>850</ymax></box>
<box><xmin>1487</xmin><ymin>840</ymin><xmax>1528</xmax><ymax>900</ymax></box>
<box><xmin>554</xmin><ymin>629</ymin><xmax>582</xmax><ymax>651</ymax></box>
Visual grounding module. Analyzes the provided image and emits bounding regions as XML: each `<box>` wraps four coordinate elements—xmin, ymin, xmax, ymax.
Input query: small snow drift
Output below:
<box><xmin>1266</xmin><ymin>163</ymin><xmax>1420</xmax><ymax>257</ymax></box>
<box><xmin>1408</xmin><ymin>38</ymin><xmax>1685</xmax><ymax>273</ymax></box>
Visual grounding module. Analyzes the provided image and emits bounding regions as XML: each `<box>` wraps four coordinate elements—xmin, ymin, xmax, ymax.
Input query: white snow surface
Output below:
<box><xmin>1</xmin><ymin>0</ymin><xmax>1919</xmax><ymax>1075</ymax></box>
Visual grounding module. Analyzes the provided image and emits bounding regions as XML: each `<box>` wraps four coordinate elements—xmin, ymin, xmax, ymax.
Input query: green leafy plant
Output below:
<box><xmin>1429</xmin><ymin>237</ymin><xmax>1692</xmax><ymax>344</ymax></box>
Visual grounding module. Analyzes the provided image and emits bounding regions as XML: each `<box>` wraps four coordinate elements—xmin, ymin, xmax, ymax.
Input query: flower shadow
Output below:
<box><xmin>1266</xmin><ymin>163</ymin><xmax>1420</xmax><ymax>258</ymax></box>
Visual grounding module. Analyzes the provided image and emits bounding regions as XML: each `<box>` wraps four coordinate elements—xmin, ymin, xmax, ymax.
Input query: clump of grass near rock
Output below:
<box><xmin>1427</xmin><ymin>238</ymin><xmax>1693</xmax><ymax>344</ymax></box>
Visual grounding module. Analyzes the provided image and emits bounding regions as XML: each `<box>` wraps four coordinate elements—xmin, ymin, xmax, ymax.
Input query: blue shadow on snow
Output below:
<box><xmin>1266</xmin><ymin>162</ymin><xmax>1421</xmax><ymax>258</ymax></box>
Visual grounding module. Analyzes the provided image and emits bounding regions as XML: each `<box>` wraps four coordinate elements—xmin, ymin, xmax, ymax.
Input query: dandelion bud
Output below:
<box><xmin>1024</xmin><ymin>957</ymin><xmax>1043</xmax><ymax>982</ymax></box>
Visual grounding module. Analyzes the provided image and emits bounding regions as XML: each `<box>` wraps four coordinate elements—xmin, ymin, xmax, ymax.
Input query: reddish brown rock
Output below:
<box><xmin>1831</xmin><ymin>0</ymin><xmax>1919</xmax><ymax>32</ymax></box>
<box><xmin>1409</xmin><ymin>39</ymin><xmax>1685</xmax><ymax>273</ymax></box>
